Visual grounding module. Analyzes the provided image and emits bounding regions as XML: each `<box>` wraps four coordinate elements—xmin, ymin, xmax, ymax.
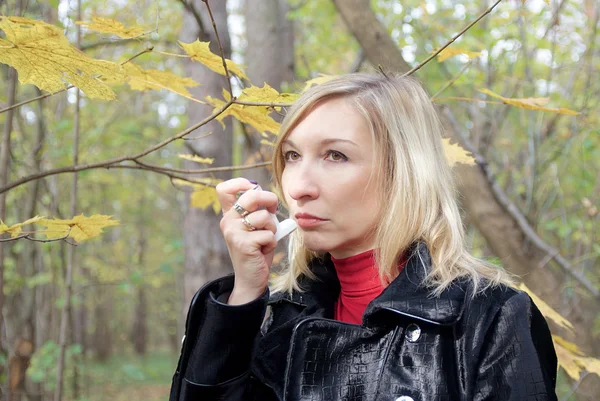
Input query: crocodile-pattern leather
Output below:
<box><xmin>170</xmin><ymin>242</ymin><xmax>558</xmax><ymax>401</ymax></box>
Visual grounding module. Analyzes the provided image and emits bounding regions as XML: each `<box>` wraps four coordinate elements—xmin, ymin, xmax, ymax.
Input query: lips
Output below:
<box><xmin>295</xmin><ymin>212</ymin><xmax>324</xmax><ymax>220</ymax></box>
<box><xmin>295</xmin><ymin>213</ymin><xmax>327</xmax><ymax>229</ymax></box>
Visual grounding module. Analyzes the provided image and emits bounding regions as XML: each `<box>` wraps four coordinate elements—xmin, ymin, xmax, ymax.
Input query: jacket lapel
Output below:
<box><xmin>362</xmin><ymin>242</ymin><xmax>468</xmax><ymax>326</ymax></box>
<box><xmin>268</xmin><ymin>242</ymin><xmax>468</xmax><ymax>327</ymax></box>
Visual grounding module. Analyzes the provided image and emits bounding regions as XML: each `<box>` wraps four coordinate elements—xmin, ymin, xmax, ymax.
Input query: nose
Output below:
<box><xmin>284</xmin><ymin>162</ymin><xmax>320</xmax><ymax>203</ymax></box>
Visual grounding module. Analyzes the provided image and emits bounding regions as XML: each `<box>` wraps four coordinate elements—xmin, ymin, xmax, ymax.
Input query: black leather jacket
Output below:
<box><xmin>170</xmin><ymin>243</ymin><xmax>558</xmax><ymax>401</ymax></box>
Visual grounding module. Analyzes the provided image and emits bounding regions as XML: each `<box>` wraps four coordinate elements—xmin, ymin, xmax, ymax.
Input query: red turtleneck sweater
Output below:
<box><xmin>331</xmin><ymin>249</ymin><xmax>407</xmax><ymax>325</ymax></box>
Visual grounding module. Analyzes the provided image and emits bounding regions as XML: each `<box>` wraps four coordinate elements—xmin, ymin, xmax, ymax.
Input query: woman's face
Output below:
<box><xmin>281</xmin><ymin>97</ymin><xmax>381</xmax><ymax>259</ymax></box>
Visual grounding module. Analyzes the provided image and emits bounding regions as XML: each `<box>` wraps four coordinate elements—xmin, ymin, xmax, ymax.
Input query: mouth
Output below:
<box><xmin>295</xmin><ymin>213</ymin><xmax>328</xmax><ymax>229</ymax></box>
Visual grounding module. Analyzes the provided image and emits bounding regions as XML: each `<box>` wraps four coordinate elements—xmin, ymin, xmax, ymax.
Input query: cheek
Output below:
<box><xmin>280</xmin><ymin>170</ymin><xmax>292</xmax><ymax>204</ymax></box>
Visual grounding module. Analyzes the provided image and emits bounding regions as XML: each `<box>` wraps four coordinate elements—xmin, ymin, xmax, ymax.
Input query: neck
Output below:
<box><xmin>330</xmin><ymin>249</ymin><xmax>382</xmax><ymax>293</ymax></box>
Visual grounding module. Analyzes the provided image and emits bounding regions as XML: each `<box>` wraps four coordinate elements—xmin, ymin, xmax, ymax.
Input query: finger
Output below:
<box><xmin>236</xmin><ymin>190</ymin><xmax>279</xmax><ymax>215</ymax></box>
<box><xmin>229</xmin><ymin>230</ymin><xmax>276</xmax><ymax>255</ymax></box>
<box><xmin>252</xmin><ymin>230</ymin><xmax>277</xmax><ymax>254</ymax></box>
<box><xmin>241</xmin><ymin>210</ymin><xmax>277</xmax><ymax>234</ymax></box>
<box><xmin>216</xmin><ymin>178</ymin><xmax>257</xmax><ymax>213</ymax></box>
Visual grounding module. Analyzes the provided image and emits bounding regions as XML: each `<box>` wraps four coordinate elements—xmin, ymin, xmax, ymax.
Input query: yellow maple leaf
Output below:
<box><xmin>0</xmin><ymin>215</ymin><xmax>45</xmax><ymax>238</ymax></box>
<box><xmin>173</xmin><ymin>178</ymin><xmax>222</xmax><ymax>214</ymax></box>
<box><xmin>442</xmin><ymin>138</ymin><xmax>475</xmax><ymax>166</ymax></box>
<box><xmin>0</xmin><ymin>16</ymin><xmax>124</xmax><ymax>99</ymax></box>
<box><xmin>206</xmin><ymin>91</ymin><xmax>280</xmax><ymax>135</ymax></box>
<box><xmin>478</xmin><ymin>88</ymin><xmax>579</xmax><ymax>115</ymax></box>
<box><xmin>239</xmin><ymin>83</ymin><xmax>298</xmax><ymax>104</ymax></box>
<box><xmin>191</xmin><ymin>186</ymin><xmax>221</xmax><ymax>214</ymax></box>
<box><xmin>302</xmin><ymin>74</ymin><xmax>337</xmax><ymax>92</ymax></box>
<box><xmin>436</xmin><ymin>47</ymin><xmax>483</xmax><ymax>62</ymax></box>
<box><xmin>123</xmin><ymin>63</ymin><xmax>199</xmax><ymax>97</ymax></box>
<box><xmin>260</xmin><ymin>139</ymin><xmax>276</xmax><ymax>147</ymax></box>
<box><xmin>178</xmin><ymin>154</ymin><xmax>214</xmax><ymax>164</ymax></box>
<box><xmin>179</xmin><ymin>40</ymin><xmax>247</xmax><ymax>80</ymax></box>
<box><xmin>552</xmin><ymin>335</ymin><xmax>600</xmax><ymax>380</ymax></box>
<box><xmin>553</xmin><ymin>336</ymin><xmax>584</xmax><ymax>380</ymax></box>
<box><xmin>518</xmin><ymin>283</ymin><xmax>574</xmax><ymax>333</ymax></box>
<box><xmin>38</xmin><ymin>214</ymin><xmax>119</xmax><ymax>242</ymax></box>
<box><xmin>76</xmin><ymin>17</ymin><xmax>145</xmax><ymax>39</ymax></box>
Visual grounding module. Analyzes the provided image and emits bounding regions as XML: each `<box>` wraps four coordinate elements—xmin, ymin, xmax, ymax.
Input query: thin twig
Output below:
<box><xmin>182</xmin><ymin>131</ymin><xmax>213</xmax><ymax>141</ymax></box>
<box><xmin>0</xmin><ymin>227</ymin><xmax>73</xmax><ymax>243</ymax></box>
<box><xmin>430</xmin><ymin>60</ymin><xmax>473</xmax><ymax>100</ymax></box>
<box><xmin>121</xmin><ymin>45</ymin><xmax>154</xmax><ymax>65</ymax></box>
<box><xmin>403</xmin><ymin>0</ymin><xmax>503</xmax><ymax>77</ymax></box>
<box><xmin>133</xmin><ymin>159</ymin><xmax>271</xmax><ymax>174</ymax></box>
<box><xmin>432</xmin><ymin>96</ymin><xmax>503</xmax><ymax>105</ymax></box>
<box><xmin>0</xmin><ymin>86</ymin><xmax>72</xmax><ymax>114</ymax></box>
<box><xmin>203</xmin><ymin>0</ymin><xmax>233</xmax><ymax>95</ymax></box>
<box><xmin>156</xmin><ymin>50</ymin><xmax>191</xmax><ymax>58</ymax></box>
<box><xmin>233</xmin><ymin>100</ymin><xmax>293</xmax><ymax>107</ymax></box>
<box><xmin>441</xmin><ymin>106</ymin><xmax>600</xmax><ymax>299</ymax></box>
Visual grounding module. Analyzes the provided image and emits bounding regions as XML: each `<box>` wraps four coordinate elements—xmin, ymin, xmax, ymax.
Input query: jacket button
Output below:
<box><xmin>395</xmin><ymin>396</ymin><xmax>414</xmax><ymax>401</ymax></box>
<box><xmin>405</xmin><ymin>323</ymin><xmax>421</xmax><ymax>343</ymax></box>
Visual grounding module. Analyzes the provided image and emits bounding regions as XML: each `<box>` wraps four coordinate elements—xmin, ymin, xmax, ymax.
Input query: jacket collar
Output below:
<box><xmin>269</xmin><ymin>242</ymin><xmax>469</xmax><ymax>327</ymax></box>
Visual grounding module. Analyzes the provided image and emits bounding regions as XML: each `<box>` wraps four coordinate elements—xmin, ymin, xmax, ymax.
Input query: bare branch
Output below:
<box><xmin>121</xmin><ymin>45</ymin><xmax>155</xmax><ymax>65</ymax></box>
<box><xmin>0</xmin><ymin>86</ymin><xmax>72</xmax><ymax>115</ymax></box>
<box><xmin>0</xmin><ymin>227</ymin><xmax>74</xmax><ymax>243</ymax></box>
<box><xmin>178</xmin><ymin>0</ymin><xmax>208</xmax><ymax>40</ymax></box>
<box><xmin>233</xmin><ymin>100</ymin><xmax>292</xmax><ymax>107</ymax></box>
<box><xmin>430</xmin><ymin>60</ymin><xmax>473</xmax><ymax>100</ymax></box>
<box><xmin>0</xmin><ymin>99</ymin><xmax>234</xmax><ymax>194</ymax></box>
<box><xmin>133</xmin><ymin>159</ymin><xmax>271</xmax><ymax>174</ymax></box>
<box><xmin>403</xmin><ymin>0</ymin><xmax>502</xmax><ymax>77</ymax></box>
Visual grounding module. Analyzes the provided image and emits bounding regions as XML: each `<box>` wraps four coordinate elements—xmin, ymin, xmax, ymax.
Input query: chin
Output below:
<box><xmin>300</xmin><ymin>232</ymin><xmax>335</xmax><ymax>254</ymax></box>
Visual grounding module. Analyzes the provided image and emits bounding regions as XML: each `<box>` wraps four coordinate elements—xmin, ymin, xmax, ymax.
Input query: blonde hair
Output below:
<box><xmin>270</xmin><ymin>73</ymin><xmax>515</xmax><ymax>297</ymax></box>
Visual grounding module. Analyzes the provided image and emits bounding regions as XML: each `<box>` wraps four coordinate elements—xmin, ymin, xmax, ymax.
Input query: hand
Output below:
<box><xmin>216</xmin><ymin>178</ymin><xmax>279</xmax><ymax>305</ymax></box>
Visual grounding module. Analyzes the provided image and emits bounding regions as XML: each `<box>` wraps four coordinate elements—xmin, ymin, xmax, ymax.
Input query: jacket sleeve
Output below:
<box><xmin>473</xmin><ymin>291</ymin><xmax>558</xmax><ymax>401</ymax></box>
<box><xmin>169</xmin><ymin>275</ymin><xmax>268</xmax><ymax>401</ymax></box>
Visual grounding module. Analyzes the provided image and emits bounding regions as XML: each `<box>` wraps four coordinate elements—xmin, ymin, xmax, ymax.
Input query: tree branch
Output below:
<box><xmin>0</xmin><ymin>98</ymin><xmax>234</xmax><ymax>194</ymax></box>
<box><xmin>178</xmin><ymin>0</ymin><xmax>208</xmax><ymax>41</ymax></box>
<box><xmin>402</xmin><ymin>0</ymin><xmax>503</xmax><ymax>77</ymax></box>
<box><xmin>203</xmin><ymin>0</ymin><xmax>233</xmax><ymax>95</ymax></box>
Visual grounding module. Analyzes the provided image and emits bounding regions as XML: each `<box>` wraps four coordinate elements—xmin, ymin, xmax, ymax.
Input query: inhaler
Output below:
<box><xmin>243</xmin><ymin>184</ymin><xmax>297</xmax><ymax>242</ymax></box>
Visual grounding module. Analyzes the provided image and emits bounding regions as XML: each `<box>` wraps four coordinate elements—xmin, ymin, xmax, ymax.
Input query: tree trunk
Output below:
<box><xmin>0</xmin><ymin>62</ymin><xmax>18</xmax><ymax>400</ymax></box>
<box><xmin>92</xmin><ymin>295</ymin><xmax>112</xmax><ymax>362</ymax></box>
<box><xmin>330</xmin><ymin>0</ymin><xmax>599</xmax><ymax>397</ymax></box>
<box><xmin>54</xmin><ymin>0</ymin><xmax>82</xmax><ymax>394</ymax></box>
<box><xmin>243</xmin><ymin>0</ymin><xmax>295</xmax><ymax>185</ymax></box>
<box><xmin>180</xmin><ymin>0</ymin><xmax>235</xmax><ymax>310</ymax></box>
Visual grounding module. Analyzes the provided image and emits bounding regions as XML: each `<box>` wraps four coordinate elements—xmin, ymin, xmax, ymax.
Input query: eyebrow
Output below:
<box><xmin>282</xmin><ymin>138</ymin><xmax>359</xmax><ymax>148</ymax></box>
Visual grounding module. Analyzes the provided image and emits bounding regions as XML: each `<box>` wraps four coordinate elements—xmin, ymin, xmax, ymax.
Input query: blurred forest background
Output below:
<box><xmin>0</xmin><ymin>0</ymin><xmax>598</xmax><ymax>400</ymax></box>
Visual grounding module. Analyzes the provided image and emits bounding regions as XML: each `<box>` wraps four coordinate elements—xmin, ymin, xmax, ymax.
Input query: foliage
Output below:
<box><xmin>27</xmin><ymin>341</ymin><xmax>83</xmax><ymax>391</ymax></box>
<box><xmin>0</xmin><ymin>214</ymin><xmax>119</xmax><ymax>242</ymax></box>
<box><xmin>0</xmin><ymin>16</ymin><xmax>123</xmax><ymax>99</ymax></box>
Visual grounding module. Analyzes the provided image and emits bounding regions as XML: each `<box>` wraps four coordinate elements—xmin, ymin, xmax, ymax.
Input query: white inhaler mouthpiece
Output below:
<box><xmin>251</xmin><ymin>184</ymin><xmax>297</xmax><ymax>242</ymax></box>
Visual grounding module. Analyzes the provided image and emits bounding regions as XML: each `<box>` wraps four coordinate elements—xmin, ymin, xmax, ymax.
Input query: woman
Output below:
<box><xmin>169</xmin><ymin>73</ymin><xmax>558</xmax><ymax>401</ymax></box>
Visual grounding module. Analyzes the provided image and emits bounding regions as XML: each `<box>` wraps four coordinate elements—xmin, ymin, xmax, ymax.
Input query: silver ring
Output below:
<box><xmin>233</xmin><ymin>202</ymin><xmax>250</xmax><ymax>217</ymax></box>
<box><xmin>242</xmin><ymin>215</ymin><xmax>256</xmax><ymax>231</ymax></box>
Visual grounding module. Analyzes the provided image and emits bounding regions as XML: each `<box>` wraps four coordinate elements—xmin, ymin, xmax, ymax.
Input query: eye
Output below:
<box><xmin>326</xmin><ymin>150</ymin><xmax>348</xmax><ymax>162</ymax></box>
<box><xmin>284</xmin><ymin>151</ymin><xmax>300</xmax><ymax>162</ymax></box>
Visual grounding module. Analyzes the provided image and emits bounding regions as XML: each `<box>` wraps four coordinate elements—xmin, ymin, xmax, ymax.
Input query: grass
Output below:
<box><xmin>67</xmin><ymin>351</ymin><xmax>177</xmax><ymax>401</ymax></box>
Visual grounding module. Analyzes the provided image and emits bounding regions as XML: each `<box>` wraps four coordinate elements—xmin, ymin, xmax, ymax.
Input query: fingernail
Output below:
<box><xmin>248</xmin><ymin>179</ymin><xmax>258</xmax><ymax>184</ymax></box>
